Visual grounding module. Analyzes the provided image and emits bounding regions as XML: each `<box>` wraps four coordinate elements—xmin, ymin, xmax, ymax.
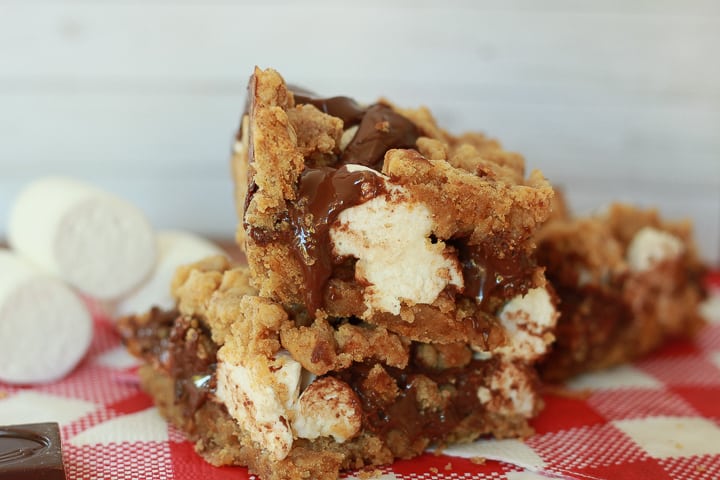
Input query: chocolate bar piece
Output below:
<box><xmin>0</xmin><ymin>422</ymin><xmax>66</xmax><ymax>480</ymax></box>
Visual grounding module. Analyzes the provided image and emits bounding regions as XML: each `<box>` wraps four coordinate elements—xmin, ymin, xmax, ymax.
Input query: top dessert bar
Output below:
<box><xmin>233</xmin><ymin>68</ymin><xmax>555</xmax><ymax>343</ymax></box>
<box><xmin>536</xmin><ymin>202</ymin><xmax>707</xmax><ymax>381</ymax></box>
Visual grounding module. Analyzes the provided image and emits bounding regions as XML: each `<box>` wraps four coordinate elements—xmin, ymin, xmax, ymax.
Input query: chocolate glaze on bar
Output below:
<box><xmin>341</xmin><ymin>104</ymin><xmax>420</xmax><ymax>170</ymax></box>
<box><xmin>293</xmin><ymin>93</ymin><xmax>420</xmax><ymax>171</ymax></box>
<box><xmin>0</xmin><ymin>423</ymin><xmax>65</xmax><ymax>480</ymax></box>
<box><xmin>289</xmin><ymin>166</ymin><xmax>387</xmax><ymax>315</ymax></box>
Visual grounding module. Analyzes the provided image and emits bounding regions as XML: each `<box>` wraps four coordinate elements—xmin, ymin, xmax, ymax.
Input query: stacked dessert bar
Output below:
<box><xmin>120</xmin><ymin>67</ymin><xmax>558</xmax><ymax>479</ymax></box>
<box><xmin>119</xmin><ymin>67</ymin><xmax>707</xmax><ymax>480</ymax></box>
<box><xmin>536</xmin><ymin>202</ymin><xmax>707</xmax><ymax>381</ymax></box>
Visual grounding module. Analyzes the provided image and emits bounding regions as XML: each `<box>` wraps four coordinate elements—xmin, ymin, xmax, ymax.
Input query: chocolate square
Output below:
<box><xmin>0</xmin><ymin>422</ymin><xmax>66</xmax><ymax>480</ymax></box>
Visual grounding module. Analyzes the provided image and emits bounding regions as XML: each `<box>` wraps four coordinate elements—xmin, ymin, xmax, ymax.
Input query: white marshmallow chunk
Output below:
<box><xmin>626</xmin><ymin>226</ymin><xmax>684</xmax><ymax>272</ymax></box>
<box><xmin>215</xmin><ymin>351</ymin><xmax>302</xmax><ymax>461</ymax></box>
<box><xmin>293</xmin><ymin>376</ymin><xmax>361</xmax><ymax>443</ymax></box>
<box><xmin>217</xmin><ymin>349</ymin><xmax>362</xmax><ymax>460</ymax></box>
<box><xmin>114</xmin><ymin>231</ymin><xmax>223</xmax><ymax>318</ymax></box>
<box><xmin>331</xmin><ymin>167</ymin><xmax>463</xmax><ymax>316</ymax></box>
<box><xmin>8</xmin><ymin>177</ymin><xmax>157</xmax><ymax>300</ymax></box>
<box><xmin>0</xmin><ymin>249</ymin><xmax>93</xmax><ymax>384</ymax></box>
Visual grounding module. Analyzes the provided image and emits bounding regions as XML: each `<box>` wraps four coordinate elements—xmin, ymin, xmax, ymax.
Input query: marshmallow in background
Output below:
<box><xmin>0</xmin><ymin>249</ymin><xmax>93</xmax><ymax>384</ymax></box>
<box><xmin>8</xmin><ymin>177</ymin><xmax>157</xmax><ymax>300</ymax></box>
<box><xmin>114</xmin><ymin>230</ymin><xmax>224</xmax><ymax>318</ymax></box>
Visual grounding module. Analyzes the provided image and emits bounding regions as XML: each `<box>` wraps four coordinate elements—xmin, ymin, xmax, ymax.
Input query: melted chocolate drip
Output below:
<box><xmin>289</xmin><ymin>166</ymin><xmax>387</xmax><ymax>314</ymax></box>
<box><xmin>454</xmin><ymin>240</ymin><xmax>535</xmax><ymax>308</ymax></box>
<box><xmin>341</xmin><ymin>104</ymin><xmax>420</xmax><ymax>170</ymax></box>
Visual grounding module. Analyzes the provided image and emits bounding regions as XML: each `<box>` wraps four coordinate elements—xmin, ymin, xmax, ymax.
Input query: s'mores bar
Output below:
<box><xmin>121</xmin><ymin>67</ymin><xmax>558</xmax><ymax>479</ymax></box>
<box><xmin>536</xmin><ymin>202</ymin><xmax>707</xmax><ymax>382</ymax></box>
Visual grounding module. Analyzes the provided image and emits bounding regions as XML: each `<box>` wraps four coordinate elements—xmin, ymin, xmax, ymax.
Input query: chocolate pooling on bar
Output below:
<box><xmin>290</xmin><ymin>166</ymin><xmax>387</xmax><ymax>315</ymax></box>
<box><xmin>0</xmin><ymin>423</ymin><xmax>66</xmax><ymax>480</ymax></box>
<box><xmin>293</xmin><ymin>93</ymin><xmax>420</xmax><ymax>171</ymax></box>
<box><xmin>341</xmin><ymin>104</ymin><xmax>420</xmax><ymax>170</ymax></box>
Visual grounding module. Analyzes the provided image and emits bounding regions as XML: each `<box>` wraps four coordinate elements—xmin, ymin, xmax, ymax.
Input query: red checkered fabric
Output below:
<box><xmin>2</xmin><ymin>286</ymin><xmax>719</xmax><ymax>479</ymax></box>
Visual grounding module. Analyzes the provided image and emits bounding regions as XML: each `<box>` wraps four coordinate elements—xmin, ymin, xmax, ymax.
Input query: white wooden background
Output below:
<box><xmin>1</xmin><ymin>0</ymin><xmax>718</xmax><ymax>263</ymax></box>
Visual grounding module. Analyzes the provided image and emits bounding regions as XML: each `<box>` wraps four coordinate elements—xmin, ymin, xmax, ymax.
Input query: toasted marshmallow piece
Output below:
<box><xmin>626</xmin><ymin>226</ymin><xmax>684</xmax><ymax>272</ymax></box>
<box><xmin>293</xmin><ymin>376</ymin><xmax>361</xmax><ymax>442</ymax></box>
<box><xmin>9</xmin><ymin>177</ymin><xmax>157</xmax><ymax>300</ymax></box>
<box><xmin>477</xmin><ymin>362</ymin><xmax>537</xmax><ymax>418</ymax></box>
<box><xmin>494</xmin><ymin>287</ymin><xmax>557</xmax><ymax>361</ymax></box>
<box><xmin>0</xmin><ymin>249</ymin><xmax>92</xmax><ymax>384</ymax></box>
<box><xmin>331</xmin><ymin>166</ymin><xmax>463</xmax><ymax>316</ymax></box>
<box><xmin>115</xmin><ymin>231</ymin><xmax>223</xmax><ymax>318</ymax></box>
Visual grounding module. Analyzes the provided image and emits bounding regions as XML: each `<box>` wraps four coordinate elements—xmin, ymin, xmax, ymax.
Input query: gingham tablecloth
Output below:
<box><xmin>2</xmin><ymin>282</ymin><xmax>719</xmax><ymax>480</ymax></box>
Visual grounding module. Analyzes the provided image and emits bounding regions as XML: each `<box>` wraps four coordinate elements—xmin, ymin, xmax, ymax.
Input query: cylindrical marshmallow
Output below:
<box><xmin>8</xmin><ymin>177</ymin><xmax>158</xmax><ymax>300</ymax></box>
<box><xmin>114</xmin><ymin>230</ymin><xmax>224</xmax><ymax>318</ymax></box>
<box><xmin>0</xmin><ymin>249</ymin><xmax>93</xmax><ymax>384</ymax></box>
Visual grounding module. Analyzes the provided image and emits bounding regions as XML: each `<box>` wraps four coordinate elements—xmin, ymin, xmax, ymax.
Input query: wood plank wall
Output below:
<box><xmin>1</xmin><ymin>0</ymin><xmax>718</xmax><ymax>263</ymax></box>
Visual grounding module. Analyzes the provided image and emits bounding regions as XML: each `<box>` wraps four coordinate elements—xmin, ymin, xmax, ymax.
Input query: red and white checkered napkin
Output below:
<box><xmin>1</xmin><ymin>289</ymin><xmax>719</xmax><ymax>480</ymax></box>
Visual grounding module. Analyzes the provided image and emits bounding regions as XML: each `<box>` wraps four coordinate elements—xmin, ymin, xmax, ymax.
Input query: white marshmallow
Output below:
<box><xmin>331</xmin><ymin>168</ymin><xmax>463</xmax><ymax>316</ymax></box>
<box><xmin>114</xmin><ymin>231</ymin><xmax>223</xmax><ymax>318</ymax></box>
<box><xmin>626</xmin><ymin>226</ymin><xmax>684</xmax><ymax>272</ymax></box>
<box><xmin>216</xmin><ymin>349</ymin><xmax>362</xmax><ymax>460</ymax></box>
<box><xmin>0</xmin><ymin>249</ymin><xmax>93</xmax><ymax>384</ymax></box>
<box><xmin>8</xmin><ymin>177</ymin><xmax>157</xmax><ymax>300</ymax></box>
<box><xmin>216</xmin><ymin>352</ymin><xmax>301</xmax><ymax>461</ymax></box>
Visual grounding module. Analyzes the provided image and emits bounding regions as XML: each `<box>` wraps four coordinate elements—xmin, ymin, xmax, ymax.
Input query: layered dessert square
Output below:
<box><xmin>120</xmin><ymin>67</ymin><xmax>558</xmax><ymax>479</ymax></box>
<box><xmin>536</xmin><ymin>202</ymin><xmax>707</xmax><ymax>382</ymax></box>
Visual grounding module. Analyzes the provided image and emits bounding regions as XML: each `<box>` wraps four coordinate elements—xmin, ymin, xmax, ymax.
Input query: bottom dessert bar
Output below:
<box><xmin>119</xmin><ymin>258</ymin><xmax>542</xmax><ymax>480</ymax></box>
<box><xmin>536</xmin><ymin>203</ymin><xmax>707</xmax><ymax>382</ymax></box>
